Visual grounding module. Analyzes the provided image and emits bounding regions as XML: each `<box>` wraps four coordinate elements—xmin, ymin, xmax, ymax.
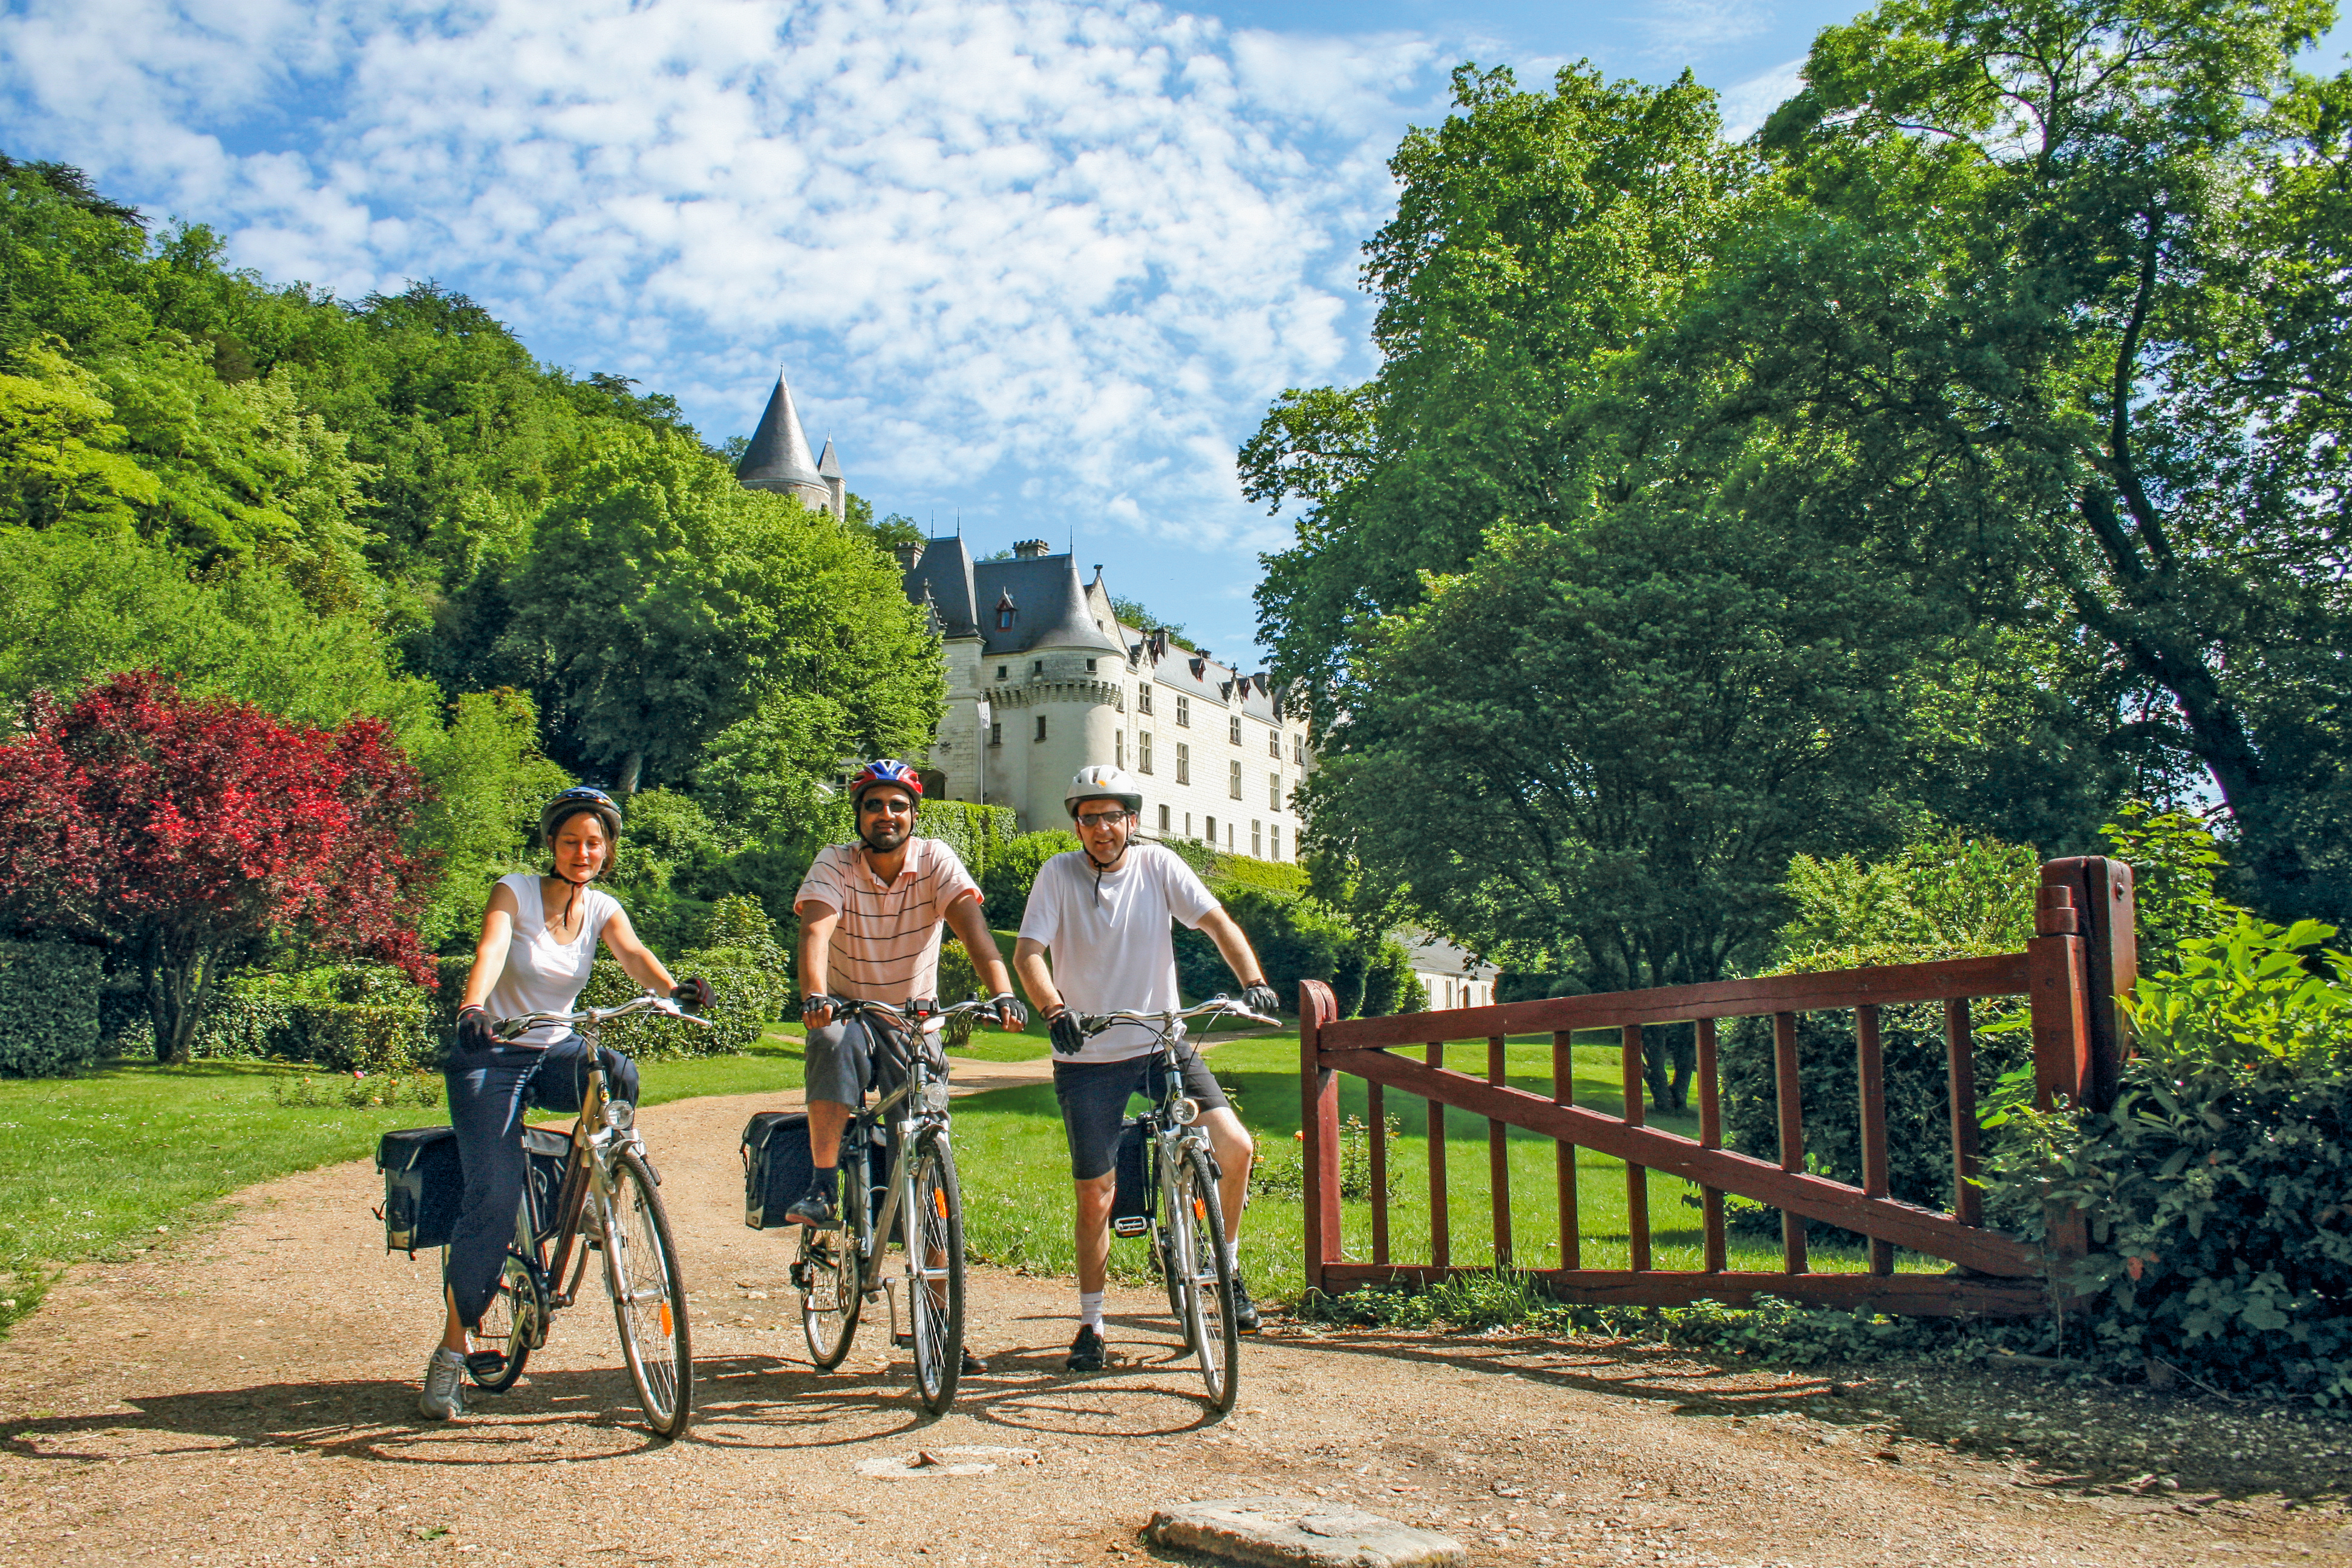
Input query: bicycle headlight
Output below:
<box><xmin>1173</xmin><ymin>1097</ymin><xmax>1201</xmax><ymax>1126</ymax></box>
<box><xmin>920</xmin><ymin>1081</ymin><xmax>953</xmax><ymax>1116</ymax></box>
<box><xmin>604</xmin><ymin>1099</ymin><xmax>636</xmax><ymax>1132</ymax></box>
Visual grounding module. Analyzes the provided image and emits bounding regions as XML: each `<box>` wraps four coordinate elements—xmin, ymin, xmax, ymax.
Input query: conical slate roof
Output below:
<box><xmin>736</xmin><ymin>371</ymin><xmax>825</xmax><ymax>492</ymax></box>
<box><xmin>815</xmin><ymin>437</ymin><xmax>842</xmax><ymax>479</ymax></box>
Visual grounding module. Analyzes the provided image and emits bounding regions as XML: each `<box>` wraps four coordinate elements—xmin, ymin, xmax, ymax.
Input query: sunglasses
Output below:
<box><xmin>1076</xmin><ymin>810</ymin><xmax>1131</xmax><ymax>828</ymax></box>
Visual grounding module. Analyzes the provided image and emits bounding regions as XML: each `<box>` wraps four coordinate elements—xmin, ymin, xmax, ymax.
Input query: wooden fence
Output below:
<box><xmin>1298</xmin><ymin>857</ymin><xmax>2137</xmax><ymax>1317</ymax></box>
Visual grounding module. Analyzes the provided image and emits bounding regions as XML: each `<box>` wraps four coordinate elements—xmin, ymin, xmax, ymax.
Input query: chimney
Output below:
<box><xmin>894</xmin><ymin>540</ymin><xmax>926</xmax><ymax>571</ymax></box>
<box><xmin>1012</xmin><ymin>539</ymin><xmax>1051</xmax><ymax>558</ymax></box>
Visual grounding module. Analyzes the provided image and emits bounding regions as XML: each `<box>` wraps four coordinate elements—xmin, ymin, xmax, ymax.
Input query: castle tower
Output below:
<box><xmin>816</xmin><ymin>437</ymin><xmax>845</xmax><ymax>521</ymax></box>
<box><xmin>736</xmin><ymin>369</ymin><xmax>837</xmax><ymax>516</ymax></box>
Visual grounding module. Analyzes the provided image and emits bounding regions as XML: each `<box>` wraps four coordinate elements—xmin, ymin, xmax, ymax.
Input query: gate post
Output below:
<box><xmin>2027</xmin><ymin>878</ymin><xmax>2094</xmax><ymax>1296</ymax></box>
<box><xmin>2040</xmin><ymin>857</ymin><xmax>2137</xmax><ymax>1111</ymax></box>
<box><xmin>1299</xmin><ymin>979</ymin><xmax>1343</xmax><ymax>1296</ymax></box>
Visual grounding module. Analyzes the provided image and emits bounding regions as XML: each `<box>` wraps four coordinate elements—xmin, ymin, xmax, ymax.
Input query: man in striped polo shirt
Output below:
<box><xmin>791</xmin><ymin>759</ymin><xmax>1024</xmax><ymax>1238</ymax></box>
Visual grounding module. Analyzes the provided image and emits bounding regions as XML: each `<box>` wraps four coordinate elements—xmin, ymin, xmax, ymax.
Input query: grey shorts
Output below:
<box><xmin>805</xmin><ymin>1014</ymin><xmax>946</xmax><ymax>1108</ymax></box>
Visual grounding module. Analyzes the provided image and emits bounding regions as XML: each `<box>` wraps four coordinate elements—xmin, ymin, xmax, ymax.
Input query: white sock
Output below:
<box><xmin>1079</xmin><ymin>1290</ymin><xmax>1104</xmax><ymax>1330</ymax></box>
<box><xmin>1224</xmin><ymin>1240</ymin><xmax>1240</xmax><ymax>1271</ymax></box>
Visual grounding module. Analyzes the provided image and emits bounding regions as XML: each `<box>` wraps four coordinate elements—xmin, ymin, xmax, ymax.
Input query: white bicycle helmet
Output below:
<box><xmin>1065</xmin><ymin>765</ymin><xmax>1144</xmax><ymax>818</ymax></box>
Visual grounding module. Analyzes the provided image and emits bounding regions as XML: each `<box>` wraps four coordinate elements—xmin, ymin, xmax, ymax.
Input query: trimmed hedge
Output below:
<box><xmin>0</xmin><ymin>939</ymin><xmax>103</xmax><ymax>1077</ymax></box>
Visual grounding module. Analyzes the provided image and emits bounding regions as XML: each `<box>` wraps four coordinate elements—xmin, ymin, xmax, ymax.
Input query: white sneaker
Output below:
<box><xmin>419</xmin><ymin>1347</ymin><xmax>468</xmax><ymax>1420</ymax></box>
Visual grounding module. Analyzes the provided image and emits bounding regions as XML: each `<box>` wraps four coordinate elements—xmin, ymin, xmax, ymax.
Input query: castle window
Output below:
<box><xmin>1185</xmin><ymin>812</ymin><xmax>1193</xmax><ymax>837</ymax></box>
<box><xmin>1251</xmin><ymin>820</ymin><xmax>1261</xmax><ymax>857</ymax></box>
<box><xmin>1269</xmin><ymin>731</ymin><xmax>1279</xmax><ymax>759</ymax></box>
<box><xmin>1086</xmin><ymin>658</ymin><xmax>1097</xmax><ymax>673</ymax></box>
<box><xmin>1270</xmin><ymin>824</ymin><xmax>1281</xmax><ymax>860</ymax></box>
<box><xmin>990</xmin><ymin>722</ymin><xmax>1002</xmax><ymax>747</ymax></box>
<box><xmin>1035</xmin><ymin>715</ymin><xmax>1047</xmax><ymax>742</ymax></box>
<box><xmin>1116</xmin><ymin>731</ymin><xmax>1124</xmax><ymax>768</ymax></box>
<box><xmin>1158</xmin><ymin>804</ymin><xmax>1171</xmax><ymax>834</ymax></box>
<box><xmin>1270</xmin><ymin>773</ymin><xmax>1282</xmax><ymax>808</ymax></box>
<box><xmin>1293</xmin><ymin>736</ymin><xmax>1304</xmax><ymax>765</ymax></box>
<box><xmin>1033</xmin><ymin>660</ymin><xmax>1043</xmax><ymax>675</ymax></box>
<box><xmin>1229</xmin><ymin>760</ymin><xmax>1242</xmax><ymax>799</ymax></box>
<box><xmin>1206</xmin><ymin>814</ymin><xmax>1217</xmax><ymax>845</ymax></box>
<box><xmin>1228</xmin><ymin>716</ymin><xmax>1241</xmax><ymax>746</ymax></box>
<box><xmin>1137</xmin><ymin>685</ymin><xmax>1152</xmax><ymax>714</ymax></box>
<box><xmin>1175</xmin><ymin>743</ymin><xmax>1189</xmax><ymax>785</ymax></box>
<box><xmin>995</xmin><ymin>592</ymin><xmax>1017</xmax><ymax>630</ymax></box>
<box><xmin>1138</xmin><ymin>731</ymin><xmax>1153</xmax><ymax>774</ymax></box>
<box><xmin>1175</xmin><ymin>694</ymin><xmax>1189</xmax><ymax>727</ymax></box>
<box><xmin>997</xmin><ymin>665</ymin><xmax>1007</xmax><ymax>681</ymax></box>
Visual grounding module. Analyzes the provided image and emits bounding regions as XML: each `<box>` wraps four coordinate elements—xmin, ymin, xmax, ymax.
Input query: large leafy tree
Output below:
<box><xmin>501</xmin><ymin>426</ymin><xmax>942</xmax><ymax>796</ymax></box>
<box><xmin>1732</xmin><ymin>0</ymin><xmax>2351</xmax><ymax>917</ymax></box>
<box><xmin>0</xmin><ymin>672</ymin><xmax>436</xmax><ymax>1060</ymax></box>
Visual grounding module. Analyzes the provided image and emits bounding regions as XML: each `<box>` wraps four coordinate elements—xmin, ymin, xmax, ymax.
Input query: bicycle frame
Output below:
<box><xmin>834</xmin><ymin>1004</ymin><xmax>960</xmax><ymax>1290</ymax></box>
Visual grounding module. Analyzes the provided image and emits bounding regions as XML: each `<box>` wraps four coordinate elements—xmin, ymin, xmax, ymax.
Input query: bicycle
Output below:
<box><xmin>789</xmin><ymin>997</ymin><xmax>987</xmax><ymax>1416</ymax></box>
<box><xmin>1080</xmin><ymin>996</ymin><xmax>1275</xmax><ymax>1413</ymax></box>
<box><xmin>464</xmin><ymin>993</ymin><xmax>706</xmax><ymax>1439</ymax></box>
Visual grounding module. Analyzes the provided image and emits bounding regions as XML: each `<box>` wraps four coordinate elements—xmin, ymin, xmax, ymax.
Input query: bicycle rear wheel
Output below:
<box><xmin>1172</xmin><ymin>1145</ymin><xmax>1240</xmax><ymax>1413</ymax></box>
<box><xmin>602</xmin><ymin>1147</ymin><xmax>693</xmax><ymax>1439</ymax></box>
<box><xmin>798</xmin><ymin>1187</ymin><xmax>863</xmax><ymax>1371</ymax></box>
<box><xmin>907</xmin><ymin>1131</ymin><xmax>967</xmax><ymax>1416</ymax></box>
<box><xmin>468</xmin><ymin>1251</ymin><xmax>543</xmax><ymax>1392</ymax></box>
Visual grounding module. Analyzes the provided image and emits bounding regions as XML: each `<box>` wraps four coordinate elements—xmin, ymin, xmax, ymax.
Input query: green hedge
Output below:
<box><xmin>0</xmin><ymin>939</ymin><xmax>103</xmax><ymax>1077</ymax></box>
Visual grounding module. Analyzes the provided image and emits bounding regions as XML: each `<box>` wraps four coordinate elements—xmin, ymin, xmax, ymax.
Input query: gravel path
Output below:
<box><xmin>1</xmin><ymin>1082</ymin><xmax>2344</xmax><ymax>1567</ymax></box>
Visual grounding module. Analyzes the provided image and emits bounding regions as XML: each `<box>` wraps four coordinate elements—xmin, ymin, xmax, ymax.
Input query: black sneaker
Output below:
<box><xmin>1065</xmin><ymin>1324</ymin><xmax>1105</xmax><ymax>1372</ymax></box>
<box><xmin>1230</xmin><ymin>1273</ymin><xmax>1263</xmax><ymax>1334</ymax></box>
<box><xmin>890</xmin><ymin>1333</ymin><xmax>987</xmax><ymax>1376</ymax></box>
<box><xmin>786</xmin><ymin>1184</ymin><xmax>840</xmax><ymax>1227</ymax></box>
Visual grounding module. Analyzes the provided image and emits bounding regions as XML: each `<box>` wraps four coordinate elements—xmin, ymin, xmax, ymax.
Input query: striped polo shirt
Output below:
<box><xmin>792</xmin><ymin>837</ymin><xmax>981</xmax><ymax>1005</ymax></box>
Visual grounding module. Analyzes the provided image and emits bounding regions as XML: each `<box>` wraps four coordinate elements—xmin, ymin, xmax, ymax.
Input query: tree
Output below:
<box><xmin>1299</xmin><ymin>510</ymin><xmax>1926</xmax><ymax>990</ymax></box>
<box><xmin>1734</xmin><ymin>0</ymin><xmax>2351</xmax><ymax>918</ymax></box>
<box><xmin>0</xmin><ymin>672</ymin><xmax>436</xmax><ymax>1061</ymax></box>
<box><xmin>501</xmin><ymin>426</ymin><xmax>941</xmax><ymax>796</ymax></box>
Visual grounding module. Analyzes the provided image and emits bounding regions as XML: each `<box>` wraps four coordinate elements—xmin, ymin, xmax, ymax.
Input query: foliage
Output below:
<box><xmin>2101</xmin><ymin>802</ymin><xmax>2247</xmax><ymax>966</ymax></box>
<box><xmin>0</xmin><ymin>939</ymin><xmax>101</xmax><ymax>1077</ymax></box>
<box><xmin>581</xmin><ymin>958</ymin><xmax>762</xmax><ymax>1057</ymax></box>
<box><xmin>407</xmin><ymin>688</ymin><xmax>572</xmax><ymax>950</ymax></box>
<box><xmin>981</xmin><ymin>831</ymin><xmax>1080</xmax><ymax>927</ymax></box>
<box><xmin>1106</xmin><ymin>593</ymin><xmax>1188</xmax><ymax>645</ymax></box>
<box><xmin>272</xmin><ymin>1068</ymin><xmax>443</xmax><ymax>1109</ymax></box>
<box><xmin>1250</xmin><ymin>1114</ymin><xmax>1401</xmax><ymax>1201</ymax></box>
<box><xmin>911</xmin><ymin>800</ymin><xmax>1018</xmax><ymax>882</ymax></box>
<box><xmin>1991</xmin><ymin>916</ymin><xmax>2352</xmax><ymax>1402</ymax></box>
<box><xmin>0</xmin><ymin>673</ymin><xmax>434</xmax><ymax>1063</ymax></box>
<box><xmin>500</xmin><ymin>426</ymin><xmax>940</xmax><ymax>795</ymax></box>
<box><xmin>1772</xmin><ymin>834</ymin><xmax>2043</xmax><ymax>972</ymax></box>
<box><xmin>1299</xmin><ymin>511</ymin><xmax>1925</xmax><ymax>993</ymax></box>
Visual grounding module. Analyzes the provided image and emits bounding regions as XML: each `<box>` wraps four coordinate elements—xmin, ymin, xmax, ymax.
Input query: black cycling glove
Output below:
<box><xmin>1047</xmin><ymin>1007</ymin><xmax>1086</xmax><ymax>1056</ymax></box>
<box><xmin>1241</xmin><ymin>983</ymin><xmax>1281</xmax><ymax>1019</ymax></box>
<box><xmin>456</xmin><ymin>1005</ymin><xmax>498</xmax><ymax>1053</ymax></box>
<box><xmin>800</xmin><ymin>993</ymin><xmax>841</xmax><ymax>1020</ymax></box>
<box><xmin>673</xmin><ymin>976</ymin><xmax>715</xmax><ymax>1014</ymax></box>
<box><xmin>988</xmin><ymin>992</ymin><xmax>1028</xmax><ymax>1030</ymax></box>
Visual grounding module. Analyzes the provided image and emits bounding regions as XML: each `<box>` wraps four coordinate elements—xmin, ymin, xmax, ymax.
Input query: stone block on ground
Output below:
<box><xmin>1146</xmin><ymin>1494</ymin><xmax>1465</xmax><ymax>1567</ymax></box>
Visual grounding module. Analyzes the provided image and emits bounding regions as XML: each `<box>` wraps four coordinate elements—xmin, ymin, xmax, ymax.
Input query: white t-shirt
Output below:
<box><xmin>1017</xmin><ymin>843</ymin><xmax>1220</xmax><ymax>1063</ymax></box>
<box><xmin>485</xmin><ymin>874</ymin><xmax>621</xmax><ymax>1047</ymax></box>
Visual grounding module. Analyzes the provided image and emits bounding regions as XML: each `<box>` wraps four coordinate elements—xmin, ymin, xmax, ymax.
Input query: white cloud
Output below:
<box><xmin>1716</xmin><ymin>54</ymin><xmax>1807</xmax><ymax>139</ymax></box>
<box><xmin>1630</xmin><ymin>0</ymin><xmax>1775</xmax><ymax>63</ymax></box>
<box><xmin>1</xmin><ymin>0</ymin><xmax>1451</xmax><ymax>546</ymax></box>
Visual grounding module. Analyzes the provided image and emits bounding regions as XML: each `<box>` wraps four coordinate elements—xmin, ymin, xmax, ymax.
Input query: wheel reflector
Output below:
<box><xmin>935</xmin><ymin>1188</ymin><xmax>949</xmax><ymax>1219</ymax></box>
<box><xmin>660</xmin><ymin>1302</ymin><xmax>672</xmax><ymax>1334</ymax></box>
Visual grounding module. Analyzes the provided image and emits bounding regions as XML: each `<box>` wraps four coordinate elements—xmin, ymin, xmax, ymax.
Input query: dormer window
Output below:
<box><xmin>995</xmin><ymin>590</ymin><xmax>1017</xmax><ymax>630</ymax></box>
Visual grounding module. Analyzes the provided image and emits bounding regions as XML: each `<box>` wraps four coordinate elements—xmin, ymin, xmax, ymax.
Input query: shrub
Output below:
<box><xmin>981</xmin><ymin>831</ymin><xmax>1080</xmax><ymax>926</ymax></box>
<box><xmin>292</xmin><ymin>1001</ymin><xmax>431</xmax><ymax>1072</ymax></box>
<box><xmin>1252</xmin><ymin>1114</ymin><xmax>1400</xmax><ymax>1201</ymax></box>
<box><xmin>1994</xmin><ymin>915</ymin><xmax>2352</xmax><ymax>1402</ymax></box>
<box><xmin>582</xmin><ymin>958</ymin><xmax>756</xmax><ymax>1057</ymax></box>
<box><xmin>0</xmin><ymin>938</ymin><xmax>102</xmax><ymax>1076</ymax></box>
<box><xmin>914</xmin><ymin>800</ymin><xmax>1018</xmax><ymax>880</ymax></box>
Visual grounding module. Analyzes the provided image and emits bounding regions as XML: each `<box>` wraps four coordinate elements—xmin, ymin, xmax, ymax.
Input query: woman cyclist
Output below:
<box><xmin>420</xmin><ymin>786</ymin><xmax>713</xmax><ymax>1420</ymax></box>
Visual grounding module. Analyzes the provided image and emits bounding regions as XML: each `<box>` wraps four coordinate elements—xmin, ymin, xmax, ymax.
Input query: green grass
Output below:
<box><xmin>0</xmin><ymin>1030</ymin><xmax>810</xmax><ymax>1336</ymax></box>
<box><xmin>952</xmin><ymin>1024</ymin><xmax>1929</xmax><ymax>1304</ymax></box>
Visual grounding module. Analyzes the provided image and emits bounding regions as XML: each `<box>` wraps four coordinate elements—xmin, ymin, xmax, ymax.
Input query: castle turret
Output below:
<box><xmin>736</xmin><ymin>370</ymin><xmax>834</xmax><ymax>514</ymax></box>
<box><xmin>817</xmin><ymin>437</ymin><xmax>845</xmax><ymax>521</ymax></box>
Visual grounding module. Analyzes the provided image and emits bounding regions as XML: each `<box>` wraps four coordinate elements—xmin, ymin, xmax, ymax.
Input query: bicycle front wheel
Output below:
<box><xmin>907</xmin><ymin>1131</ymin><xmax>967</xmax><ymax>1416</ymax></box>
<box><xmin>1172</xmin><ymin>1145</ymin><xmax>1240</xmax><ymax>1413</ymax></box>
<box><xmin>601</xmin><ymin>1147</ymin><xmax>693</xmax><ymax>1439</ymax></box>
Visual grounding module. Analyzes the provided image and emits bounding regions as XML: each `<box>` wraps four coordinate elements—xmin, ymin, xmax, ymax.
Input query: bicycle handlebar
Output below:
<box><xmin>1079</xmin><ymin>996</ymin><xmax>1280</xmax><ymax>1036</ymax></box>
<box><xmin>494</xmin><ymin>992</ymin><xmax>710</xmax><ymax>1044</ymax></box>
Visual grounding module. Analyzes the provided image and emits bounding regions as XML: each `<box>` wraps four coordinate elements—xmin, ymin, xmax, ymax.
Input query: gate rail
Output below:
<box><xmin>1298</xmin><ymin>857</ymin><xmax>2136</xmax><ymax>1317</ymax></box>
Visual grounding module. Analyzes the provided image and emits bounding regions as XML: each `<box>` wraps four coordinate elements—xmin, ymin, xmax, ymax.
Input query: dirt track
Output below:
<box><xmin>1</xmin><ymin>1085</ymin><xmax>2345</xmax><ymax>1567</ymax></box>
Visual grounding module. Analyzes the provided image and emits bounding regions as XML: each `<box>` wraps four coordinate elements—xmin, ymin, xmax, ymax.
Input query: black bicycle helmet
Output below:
<box><xmin>539</xmin><ymin>786</ymin><xmax>622</xmax><ymax>848</ymax></box>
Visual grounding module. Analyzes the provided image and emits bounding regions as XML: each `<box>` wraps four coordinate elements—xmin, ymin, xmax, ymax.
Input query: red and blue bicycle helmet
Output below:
<box><xmin>848</xmin><ymin>759</ymin><xmax>924</xmax><ymax>805</ymax></box>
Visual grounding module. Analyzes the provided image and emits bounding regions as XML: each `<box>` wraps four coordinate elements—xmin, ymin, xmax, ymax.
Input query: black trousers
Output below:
<box><xmin>440</xmin><ymin>1034</ymin><xmax>640</xmax><ymax>1328</ymax></box>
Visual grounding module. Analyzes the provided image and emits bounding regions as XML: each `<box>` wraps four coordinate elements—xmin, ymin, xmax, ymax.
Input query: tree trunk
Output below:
<box><xmin>615</xmin><ymin>750</ymin><xmax>644</xmax><ymax>799</ymax></box>
<box><xmin>143</xmin><ymin>933</ymin><xmax>218</xmax><ymax>1066</ymax></box>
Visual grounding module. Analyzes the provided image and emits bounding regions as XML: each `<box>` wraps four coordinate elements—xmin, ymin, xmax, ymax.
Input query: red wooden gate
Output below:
<box><xmin>1298</xmin><ymin>858</ymin><xmax>2136</xmax><ymax>1317</ymax></box>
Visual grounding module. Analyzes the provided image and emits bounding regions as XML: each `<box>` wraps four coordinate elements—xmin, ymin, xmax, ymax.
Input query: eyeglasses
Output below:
<box><xmin>1075</xmin><ymin>810</ymin><xmax>1131</xmax><ymax>829</ymax></box>
<box><xmin>858</xmin><ymin>797</ymin><xmax>915</xmax><ymax>815</ymax></box>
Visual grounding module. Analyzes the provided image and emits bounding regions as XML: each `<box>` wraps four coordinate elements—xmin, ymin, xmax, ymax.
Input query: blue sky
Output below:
<box><xmin>4</xmin><ymin>1</ymin><xmax>2345</xmax><ymax>668</ymax></box>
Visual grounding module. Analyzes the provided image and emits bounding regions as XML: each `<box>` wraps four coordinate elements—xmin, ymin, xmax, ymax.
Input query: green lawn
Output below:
<box><xmin>0</xmin><ymin>1028</ymin><xmax>811</xmax><ymax>1335</ymax></box>
<box><xmin>952</xmin><ymin>1024</ymin><xmax>1922</xmax><ymax>1304</ymax></box>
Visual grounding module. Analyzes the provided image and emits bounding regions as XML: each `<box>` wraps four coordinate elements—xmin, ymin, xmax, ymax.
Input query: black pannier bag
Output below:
<box><xmin>742</xmin><ymin>1111</ymin><xmax>815</xmax><ymax>1229</ymax></box>
<box><xmin>377</xmin><ymin>1124</ymin><xmax>570</xmax><ymax>1253</ymax></box>
<box><xmin>377</xmin><ymin>1126</ymin><xmax>461</xmax><ymax>1255</ymax></box>
<box><xmin>1111</xmin><ymin>1120</ymin><xmax>1150</xmax><ymax>1238</ymax></box>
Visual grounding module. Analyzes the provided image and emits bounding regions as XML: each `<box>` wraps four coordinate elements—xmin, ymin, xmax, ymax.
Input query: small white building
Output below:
<box><xmin>1405</xmin><ymin>933</ymin><xmax>1494</xmax><ymax>1013</ymax></box>
<box><xmin>895</xmin><ymin>536</ymin><xmax>1313</xmax><ymax>851</ymax></box>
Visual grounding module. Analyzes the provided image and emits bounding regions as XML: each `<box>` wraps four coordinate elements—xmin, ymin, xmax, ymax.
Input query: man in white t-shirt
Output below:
<box><xmin>1014</xmin><ymin>765</ymin><xmax>1282</xmax><ymax>1371</ymax></box>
